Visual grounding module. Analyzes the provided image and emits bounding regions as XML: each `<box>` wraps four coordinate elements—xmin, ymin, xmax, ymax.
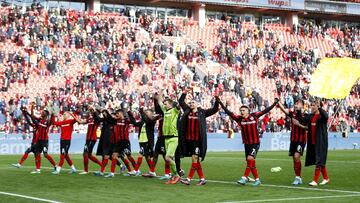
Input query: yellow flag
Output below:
<box><xmin>309</xmin><ymin>58</ymin><xmax>360</xmax><ymax>99</ymax></box>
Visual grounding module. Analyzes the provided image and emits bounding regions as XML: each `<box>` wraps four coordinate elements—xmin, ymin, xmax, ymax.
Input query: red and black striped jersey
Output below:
<box><xmin>32</xmin><ymin>131</ymin><xmax>39</xmax><ymax>144</ymax></box>
<box><xmin>310</xmin><ymin>114</ymin><xmax>319</xmax><ymax>145</ymax></box>
<box><xmin>37</xmin><ymin>118</ymin><xmax>52</xmax><ymax>141</ymax></box>
<box><xmin>187</xmin><ymin>112</ymin><xmax>200</xmax><ymax>141</ymax></box>
<box><xmin>289</xmin><ymin>110</ymin><xmax>307</xmax><ymax>143</ymax></box>
<box><xmin>111</xmin><ymin>119</ymin><xmax>131</xmax><ymax>143</ymax></box>
<box><xmin>222</xmin><ymin>101</ymin><xmax>278</xmax><ymax>145</ymax></box>
<box><xmin>235</xmin><ymin>113</ymin><xmax>261</xmax><ymax>144</ymax></box>
<box><xmin>86</xmin><ymin>117</ymin><xmax>99</xmax><ymax>141</ymax></box>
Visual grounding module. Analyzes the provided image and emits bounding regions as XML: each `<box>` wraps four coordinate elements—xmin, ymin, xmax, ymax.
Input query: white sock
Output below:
<box><xmin>71</xmin><ymin>165</ymin><xmax>76</xmax><ymax>170</ymax></box>
<box><xmin>57</xmin><ymin>167</ymin><xmax>61</xmax><ymax>172</ymax></box>
<box><xmin>296</xmin><ymin>176</ymin><xmax>301</xmax><ymax>179</ymax></box>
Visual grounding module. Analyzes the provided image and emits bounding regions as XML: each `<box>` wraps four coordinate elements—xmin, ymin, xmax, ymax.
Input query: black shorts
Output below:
<box><xmin>60</xmin><ymin>140</ymin><xmax>71</xmax><ymax>155</ymax></box>
<box><xmin>110</xmin><ymin>142</ymin><xmax>122</xmax><ymax>155</ymax></box>
<box><xmin>36</xmin><ymin>140</ymin><xmax>49</xmax><ymax>154</ymax></box>
<box><xmin>154</xmin><ymin>136</ymin><xmax>166</xmax><ymax>155</ymax></box>
<box><xmin>186</xmin><ymin>140</ymin><xmax>200</xmax><ymax>156</ymax></box>
<box><xmin>84</xmin><ymin>140</ymin><xmax>97</xmax><ymax>154</ymax></box>
<box><xmin>119</xmin><ymin>140</ymin><xmax>131</xmax><ymax>156</ymax></box>
<box><xmin>139</xmin><ymin>142</ymin><xmax>153</xmax><ymax>157</ymax></box>
<box><xmin>289</xmin><ymin>142</ymin><xmax>306</xmax><ymax>156</ymax></box>
<box><xmin>244</xmin><ymin>144</ymin><xmax>260</xmax><ymax>159</ymax></box>
<box><xmin>25</xmin><ymin>143</ymin><xmax>38</xmax><ymax>154</ymax></box>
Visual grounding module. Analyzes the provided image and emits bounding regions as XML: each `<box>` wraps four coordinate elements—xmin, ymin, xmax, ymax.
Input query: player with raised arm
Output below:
<box><xmin>51</xmin><ymin>111</ymin><xmax>77</xmax><ymax>174</ymax></box>
<box><xmin>12</xmin><ymin>105</ymin><xmax>39</xmax><ymax>168</ymax></box>
<box><xmin>69</xmin><ymin>106</ymin><xmax>103</xmax><ymax>174</ymax></box>
<box><xmin>128</xmin><ymin>107</ymin><xmax>160</xmax><ymax>177</ymax></box>
<box><xmin>278</xmin><ymin>99</ymin><xmax>308</xmax><ymax>185</ymax></box>
<box><xmin>154</xmin><ymin>92</ymin><xmax>181</xmax><ymax>184</ymax></box>
<box><xmin>219</xmin><ymin>98</ymin><xmax>279</xmax><ymax>186</ymax></box>
<box><xmin>306</xmin><ymin>99</ymin><xmax>330</xmax><ymax>186</ymax></box>
<box><xmin>178</xmin><ymin>89</ymin><xmax>220</xmax><ymax>186</ymax></box>
<box><xmin>101</xmin><ymin>109</ymin><xmax>137</xmax><ymax>177</ymax></box>
<box><xmin>28</xmin><ymin>107</ymin><xmax>57</xmax><ymax>174</ymax></box>
<box><xmin>153</xmin><ymin>96</ymin><xmax>172</xmax><ymax>180</ymax></box>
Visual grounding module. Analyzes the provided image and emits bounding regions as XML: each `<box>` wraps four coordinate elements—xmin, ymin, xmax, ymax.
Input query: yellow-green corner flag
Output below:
<box><xmin>309</xmin><ymin>57</ymin><xmax>360</xmax><ymax>99</ymax></box>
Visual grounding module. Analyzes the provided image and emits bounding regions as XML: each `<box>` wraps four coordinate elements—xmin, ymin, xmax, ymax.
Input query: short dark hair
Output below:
<box><xmin>240</xmin><ymin>105</ymin><xmax>250</xmax><ymax>112</ymax></box>
<box><xmin>164</xmin><ymin>98</ymin><xmax>173</xmax><ymax>104</ymax></box>
<box><xmin>43</xmin><ymin>109</ymin><xmax>49</xmax><ymax>115</ymax></box>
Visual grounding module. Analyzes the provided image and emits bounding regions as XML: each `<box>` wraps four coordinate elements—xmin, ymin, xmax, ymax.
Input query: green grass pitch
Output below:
<box><xmin>0</xmin><ymin>150</ymin><xmax>360</xmax><ymax>202</ymax></box>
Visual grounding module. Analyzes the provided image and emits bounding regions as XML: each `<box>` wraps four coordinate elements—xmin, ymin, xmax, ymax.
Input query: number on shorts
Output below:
<box><xmin>297</xmin><ymin>145</ymin><xmax>302</xmax><ymax>153</ymax></box>
<box><xmin>251</xmin><ymin>148</ymin><xmax>256</xmax><ymax>156</ymax></box>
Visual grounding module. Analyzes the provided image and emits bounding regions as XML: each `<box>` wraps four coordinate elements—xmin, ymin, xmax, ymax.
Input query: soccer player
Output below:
<box><xmin>278</xmin><ymin>100</ymin><xmax>308</xmax><ymax>185</ymax></box>
<box><xmin>219</xmin><ymin>98</ymin><xmax>279</xmax><ymax>186</ymax></box>
<box><xmin>101</xmin><ymin>109</ymin><xmax>137</xmax><ymax>177</ymax></box>
<box><xmin>12</xmin><ymin>106</ymin><xmax>39</xmax><ymax>168</ymax></box>
<box><xmin>178</xmin><ymin>91</ymin><xmax>219</xmax><ymax>186</ymax></box>
<box><xmin>29</xmin><ymin>108</ymin><xmax>57</xmax><ymax>174</ymax></box>
<box><xmin>152</xmin><ymin>97</ymin><xmax>172</xmax><ymax>180</ymax></box>
<box><xmin>51</xmin><ymin>112</ymin><xmax>77</xmax><ymax>174</ymax></box>
<box><xmin>306</xmin><ymin>99</ymin><xmax>330</xmax><ymax>186</ymax></box>
<box><xmin>95</xmin><ymin>108</ymin><xmax>114</xmax><ymax>175</ymax></box>
<box><xmin>128</xmin><ymin>107</ymin><xmax>160</xmax><ymax>177</ymax></box>
<box><xmin>154</xmin><ymin>93</ymin><xmax>181</xmax><ymax>184</ymax></box>
<box><xmin>71</xmin><ymin>106</ymin><xmax>103</xmax><ymax>174</ymax></box>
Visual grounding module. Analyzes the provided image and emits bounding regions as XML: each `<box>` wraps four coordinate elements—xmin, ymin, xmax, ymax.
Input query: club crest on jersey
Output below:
<box><xmin>250</xmin><ymin>117</ymin><xmax>254</xmax><ymax>121</ymax></box>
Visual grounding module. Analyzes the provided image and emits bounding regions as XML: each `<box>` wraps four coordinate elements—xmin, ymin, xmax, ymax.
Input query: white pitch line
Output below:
<box><xmin>219</xmin><ymin>194</ymin><xmax>360</xmax><ymax>203</ymax></box>
<box><xmin>0</xmin><ymin>191</ymin><xmax>62</xmax><ymax>203</ymax></box>
<box><xmin>5</xmin><ymin>165</ymin><xmax>360</xmax><ymax>195</ymax></box>
<box><xmin>206</xmin><ymin>157</ymin><xmax>360</xmax><ymax>164</ymax></box>
<box><xmin>206</xmin><ymin>179</ymin><xmax>360</xmax><ymax>195</ymax></box>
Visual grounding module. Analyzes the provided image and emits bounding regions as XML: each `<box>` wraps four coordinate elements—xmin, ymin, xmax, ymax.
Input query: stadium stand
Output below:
<box><xmin>0</xmin><ymin>2</ymin><xmax>359</xmax><ymax>135</ymax></box>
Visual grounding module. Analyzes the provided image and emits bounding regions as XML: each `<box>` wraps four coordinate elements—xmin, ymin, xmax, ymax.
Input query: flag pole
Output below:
<box><xmin>327</xmin><ymin>97</ymin><xmax>346</xmax><ymax>131</ymax></box>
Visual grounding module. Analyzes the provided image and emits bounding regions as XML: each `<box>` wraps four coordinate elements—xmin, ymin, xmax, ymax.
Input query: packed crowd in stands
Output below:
<box><xmin>0</xmin><ymin>3</ymin><xmax>359</xmax><ymax>136</ymax></box>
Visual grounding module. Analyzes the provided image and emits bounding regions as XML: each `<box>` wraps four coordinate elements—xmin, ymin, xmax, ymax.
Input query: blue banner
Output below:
<box><xmin>0</xmin><ymin>133</ymin><xmax>359</xmax><ymax>154</ymax></box>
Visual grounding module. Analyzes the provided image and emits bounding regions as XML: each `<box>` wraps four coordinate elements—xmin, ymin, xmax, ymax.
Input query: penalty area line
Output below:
<box><xmin>218</xmin><ymin>194</ymin><xmax>360</xmax><ymax>203</ymax></box>
<box><xmin>0</xmin><ymin>191</ymin><xmax>62</xmax><ymax>203</ymax></box>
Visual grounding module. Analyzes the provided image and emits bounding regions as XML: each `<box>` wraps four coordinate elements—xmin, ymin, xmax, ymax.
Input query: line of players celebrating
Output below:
<box><xmin>11</xmin><ymin>89</ymin><xmax>330</xmax><ymax>187</ymax></box>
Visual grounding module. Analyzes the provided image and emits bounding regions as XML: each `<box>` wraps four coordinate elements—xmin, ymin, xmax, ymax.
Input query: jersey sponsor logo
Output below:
<box><xmin>240</xmin><ymin>121</ymin><xmax>256</xmax><ymax>125</ymax></box>
<box><xmin>61</xmin><ymin>124</ymin><xmax>70</xmax><ymax>127</ymax></box>
<box><xmin>188</xmin><ymin>116</ymin><xmax>199</xmax><ymax>119</ymax></box>
<box><xmin>311</xmin><ymin>123</ymin><xmax>316</xmax><ymax>126</ymax></box>
<box><xmin>87</xmin><ymin>122</ymin><xmax>94</xmax><ymax>125</ymax></box>
<box><xmin>117</xmin><ymin>122</ymin><xmax>125</xmax><ymax>126</ymax></box>
<box><xmin>164</xmin><ymin>113</ymin><xmax>172</xmax><ymax>117</ymax></box>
